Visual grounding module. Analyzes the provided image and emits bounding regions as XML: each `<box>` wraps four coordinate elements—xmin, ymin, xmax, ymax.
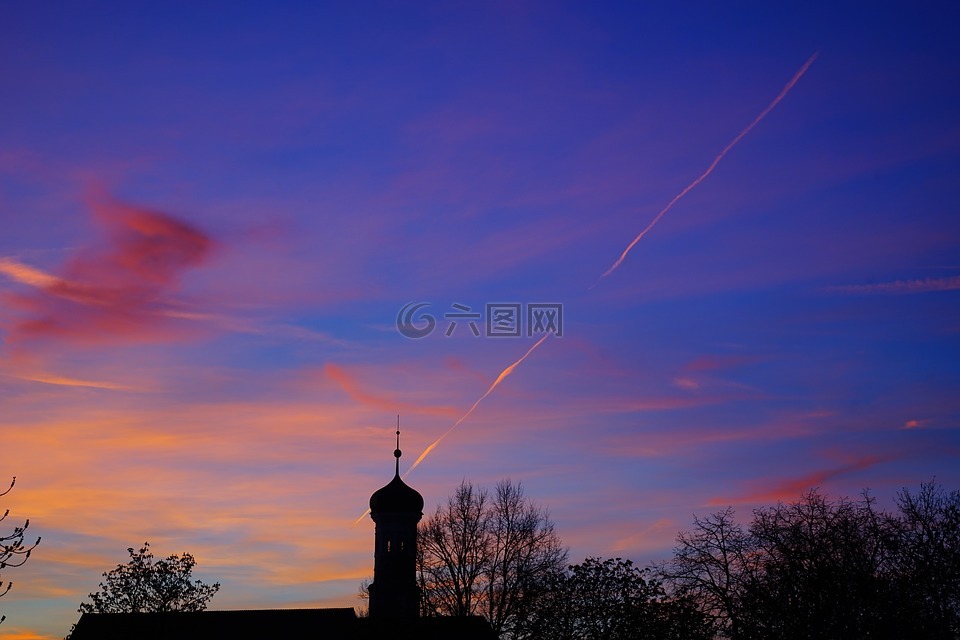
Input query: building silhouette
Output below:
<box><xmin>368</xmin><ymin>429</ymin><xmax>424</xmax><ymax>619</ymax></box>
<box><xmin>70</xmin><ymin>429</ymin><xmax>494</xmax><ymax>639</ymax></box>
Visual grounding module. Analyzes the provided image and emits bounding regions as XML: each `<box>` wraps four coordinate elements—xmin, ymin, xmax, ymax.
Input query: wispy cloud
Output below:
<box><xmin>0</xmin><ymin>371</ymin><xmax>136</xmax><ymax>391</ymax></box>
<box><xmin>0</xmin><ymin>258</ymin><xmax>60</xmax><ymax>288</ymax></box>
<box><xmin>825</xmin><ymin>275</ymin><xmax>960</xmax><ymax>295</ymax></box>
<box><xmin>611</xmin><ymin>517</ymin><xmax>677</xmax><ymax>554</ymax></box>
<box><xmin>709</xmin><ymin>454</ymin><xmax>894</xmax><ymax>505</ymax></box>
<box><xmin>684</xmin><ymin>354</ymin><xmax>763</xmax><ymax>372</ymax></box>
<box><xmin>323</xmin><ymin>363</ymin><xmax>459</xmax><ymax>417</ymax></box>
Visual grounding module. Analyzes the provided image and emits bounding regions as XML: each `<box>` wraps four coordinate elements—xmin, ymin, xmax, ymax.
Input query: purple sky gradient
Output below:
<box><xmin>2</xmin><ymin>2</ymin><xmax>959</xmax><ymax>638</ymax></box>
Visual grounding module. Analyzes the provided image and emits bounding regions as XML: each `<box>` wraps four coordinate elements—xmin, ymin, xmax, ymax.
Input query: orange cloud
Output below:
<box><xmin>0</xmin><ymin>395</ymin><xmax>398</xmax><ymax>625</ymax></box>
<box><xmin>0</xmin><ymin>195</ymin><xmax>213</xmax><ymax>346</ymax></box>
<box><xmin>0</xmin><ymin>258</ymin><xmax>59</xmax><ymax>288</ymax></box>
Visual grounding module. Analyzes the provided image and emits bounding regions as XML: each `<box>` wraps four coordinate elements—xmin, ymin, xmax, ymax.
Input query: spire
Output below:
<box><xmin>368</xmin><ymin>417</ymin><xmax>424</xmax><ymax>619</ymax></box>
<box><xmin>370</xmin><ymin>418</ymin><xmax>423</xmax><ymax>516</ymax></box>
<box><xmin>394</xmin><ymin>415</ymin><xmax>402</xmax><ymax>477</ymax></box>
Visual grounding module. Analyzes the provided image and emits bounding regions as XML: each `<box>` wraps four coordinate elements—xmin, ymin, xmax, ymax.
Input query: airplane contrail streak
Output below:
<box><xmin>355</xmin><ymin>54</ymin><xmax>819</xmax><ymax>525</ymax></box>
<box><xmin>593</xmin><ymin>52</ymin><xmax>818</xmax><ymax>286</ymax></box>
<box><xmin>407</xmin><ymin>331</ymin><xmax>552</xmax><ymax>474</ymax></box>
<box><xmin>354</xmin><ymin>331</ymin><xmax>553</xmax><ymax>525</ymax></box>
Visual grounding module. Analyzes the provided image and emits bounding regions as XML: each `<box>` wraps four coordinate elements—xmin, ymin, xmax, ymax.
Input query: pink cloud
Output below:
<box><xmin>323</xmin><ymin>363</ymin><xmax>459</xmax><ymax>418</ymax></box>
<box><xmin>708</xmin><ymin>453</ymin><xmax>895</xmax><ymax>506</ymax></box>
<box><xmin>900</xmin><ymin>418</ymin><xmax>935</xmax><ymax>430</ymax></box>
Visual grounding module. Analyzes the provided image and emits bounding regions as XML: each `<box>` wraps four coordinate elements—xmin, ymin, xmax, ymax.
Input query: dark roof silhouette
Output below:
<box><xmin>70</xmin><ymin>608</ymin><xmax>495</xmax><ymax>639</ymax></box>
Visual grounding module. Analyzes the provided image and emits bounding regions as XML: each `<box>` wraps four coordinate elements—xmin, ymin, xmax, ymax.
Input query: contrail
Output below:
<box><xmin>354</xmin><ymin>331</ymin><xmax>553</xmax><ymax>525</ymax></box>
<box><xmin>593</xmin><ymin>52</ymin><xmax>818</xmax><ymax>286</ymax></box>
<box><xmin>355</xmin><ymin>54</ymin><xmax>819</xmax><ymax>525</ymax></box>
<box><xmin>407</xmin><ymin>331</ymin><xmax>552</xmax><ymax>474</ymax></box>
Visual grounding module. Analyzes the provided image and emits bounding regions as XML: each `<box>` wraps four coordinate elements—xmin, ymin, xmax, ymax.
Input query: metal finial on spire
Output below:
<box><xmin>394</xmin><ymin>415</ymin><xmax>402</xmax><ymax>476</ymax></box>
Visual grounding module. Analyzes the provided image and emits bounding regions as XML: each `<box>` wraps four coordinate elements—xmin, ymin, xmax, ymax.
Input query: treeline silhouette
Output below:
<box><xmin>416</xmin><ymin>481</ymin><xmax>959</xmax><ymax>640</ymax></box>
<box><xmin>660</xmin><ymin>482</ymin><xmax>959</xmax><ymax>640</ymax></box>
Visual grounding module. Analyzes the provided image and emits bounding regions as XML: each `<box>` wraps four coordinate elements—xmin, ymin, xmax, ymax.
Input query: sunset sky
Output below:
<box><xmin>2</xmin><ymin>2</ymin><xmax>959</xmax><ymax>638</ymax></box>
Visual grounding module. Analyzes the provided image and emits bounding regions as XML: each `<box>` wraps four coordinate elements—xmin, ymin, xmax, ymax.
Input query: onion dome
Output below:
<box><xmin>369</xmin><ymin>429</ymin><xmax>424</xmax><ymax>514</ymax></box>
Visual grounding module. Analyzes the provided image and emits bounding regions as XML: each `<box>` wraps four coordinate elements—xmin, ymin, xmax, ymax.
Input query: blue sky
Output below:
<box><xmin>1</xmin><ymin>2</ymin><xmax>958</xmax><ymax>638</ymax></box>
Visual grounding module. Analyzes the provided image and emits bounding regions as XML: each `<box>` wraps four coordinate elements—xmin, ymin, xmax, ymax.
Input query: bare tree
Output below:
<box><xmin>355</xmin><ymin>577</ymin><xmax>372</xmax><ymax>617</ymax></box>
<box><xmin>887</xmin><ymin>482</ymin><xmax>960</xmax><ymax>637</ymax></box>
<box><xmin>418</xmin><ymin>479</ymin><xmax>567</xmax><ymax>638</ymax></box>
<box><xmin>742</xmin><ymin>490</ymin><xmax>893</xmax><ymax>639</ymax></box>
<box><xmin>661</xmin><ymin>485</ymin><xmax>960</xmax><ymax>640</ymax></box>
<box><xmin>483</xmin><ymin>480</ymin><xmax>567</xmax><ymax>638</ymax></box>
<box><xmin>659</xmin><ymin>507</ymin><xmax>753</xmax><ymax>639</ymax></box>
<box><xmin>419</xmin><ymin>480</ymin><xmax>490</xmax><ymax>618</ymax></box>
<box><xmin>1</xmin><ymin>477</ymin><xmax>41</xmax><ymax>625</ymax></box>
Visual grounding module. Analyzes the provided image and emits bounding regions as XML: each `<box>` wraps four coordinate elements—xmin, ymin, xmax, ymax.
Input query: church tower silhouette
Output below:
<box><xmin>368</xmin><ymin>426</ymin><xmax>424</xmax><ymax>619</ymax></box>
<box><xmin>71</xmin><ymin>422</ymin><xmax>496</xmax><ymax>639</ymax></box>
